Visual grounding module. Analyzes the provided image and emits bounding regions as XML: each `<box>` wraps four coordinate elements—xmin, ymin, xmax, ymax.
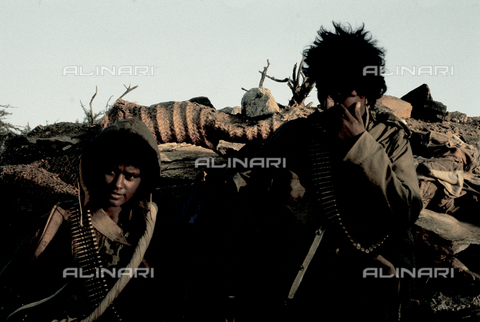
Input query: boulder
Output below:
<box><xmin>415</xmin><ymin>209</ymin><xmax>480</xmax><ymax>254</ymax></box>
<box><xmin>401</xmin><ymin>84</ymin><xmax>448</xmax><ymax>122</ymax></box>
<box><xmin>446</xmin><ymin>111</ymin><xmax>469</xmax><ymax>123</ymax></box>
<box><xmin>374</xmin><ymin>95</ymin><xmax>412</xmax><ymax>118</ymax></box>
<box><xmin>241</xmin><ymin>87</ymin><xmax>280</xmax><ymax>118</ymax></box>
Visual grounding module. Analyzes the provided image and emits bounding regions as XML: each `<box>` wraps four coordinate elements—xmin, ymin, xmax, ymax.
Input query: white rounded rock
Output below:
<box><xmin>241</xmin><ymin>87</ymin><xmax>280</xmax><ymax>117</ymax></box>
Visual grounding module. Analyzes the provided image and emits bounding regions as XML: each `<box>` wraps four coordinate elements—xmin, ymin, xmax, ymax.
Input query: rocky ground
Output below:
<box><xmin>1</xmin><ymin>84</ymin><xmax>480</xmax><ymax>320</ymax></box>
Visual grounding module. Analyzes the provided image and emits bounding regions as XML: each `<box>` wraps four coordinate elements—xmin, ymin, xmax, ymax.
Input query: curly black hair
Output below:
<box><xmin>81</xmin><ymin>128</ymin><xmax>160</xmax><ymax>211</ymax></box>
<box><xmin>302</xmin><ymin>22</ymin><xmax>387</xmax><ymax>107</ymax></box>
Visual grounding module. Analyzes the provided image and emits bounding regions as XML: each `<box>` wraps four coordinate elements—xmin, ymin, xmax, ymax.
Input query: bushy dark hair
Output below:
<box><xmin>81</xmin><ymin>130</ymin><xmax>160</xmax><ymax>210</ymax></box>
<box><xmin>302</xmin><ymin>22</ymin><xmax>387</xmax><ymax>107</ymax></box>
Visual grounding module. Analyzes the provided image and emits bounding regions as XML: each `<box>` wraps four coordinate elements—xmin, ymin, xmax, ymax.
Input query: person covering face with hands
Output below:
<box><xmin>205</xmin><ymin>22</ymin><xmax>424</xmax><ymax>322</ymax></box>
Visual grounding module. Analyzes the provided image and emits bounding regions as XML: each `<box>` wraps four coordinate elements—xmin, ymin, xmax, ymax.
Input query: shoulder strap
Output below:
<box><xmin>34</xmin><ymin>205</ymin><xmax>71</xmax><ymax>258</ymax></box>
<box><xmin>287</xmin><ymin>228</ymin><xmax>325</xmax><ymax>300</ymax></box>
<box><xmin>81</xmin><ymin>201</ymin><xmax>158</xmax><ymax>322</ymax></box>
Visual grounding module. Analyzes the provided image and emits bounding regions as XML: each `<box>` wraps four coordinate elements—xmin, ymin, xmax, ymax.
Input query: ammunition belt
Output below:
<box><xmin>69</xmin><ymin>208</ymin><xmax>117</xmax><ymax>320</ymax></box>
<box><xmin>308</xmin><ymin>119</ymin><xmax>388</xmax><ymax>254</ymax></box>
<box><xmin>307</xmin><ymin>120</ymin><xmax>341</xmax><ymax>227</ymax></box>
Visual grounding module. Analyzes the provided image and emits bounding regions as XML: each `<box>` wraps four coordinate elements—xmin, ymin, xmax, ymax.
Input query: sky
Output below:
<box><xmin>1</xmin><ymin>0</ymin><xmax>479</xmax><ymax>130</ymax></box>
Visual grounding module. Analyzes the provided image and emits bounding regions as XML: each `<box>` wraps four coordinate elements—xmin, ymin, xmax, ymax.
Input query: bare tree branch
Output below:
<box><xmin>261</xmin><ymin>58</ymin><xmax>314</xmax><ymax>108</ymax></box>
<box><xmin>265</xmin><ymin>74</ymin><xmax>289</xmax><ymax>83</ymax></box>
<box><xmin>0</xmin><ymin>104</ymin><xmax>16</xmax><ymax>109</ymax></box>
<box><xmin>89</xmin><ymin>86</ymin><xmax>98</xmax><ymax>124</ymax></box>
<box><xmin>245</xmin><ymin>58</ymin><xmax>313</xmax><ymax>108</ymax></box>
<box><xmin>286</xmin><ymin>58</ymin><xmax>313</xmax><ymax>108</ymax></box>
<box><xmin>296</xmin><ymin>57</ymin><xmax>304</xmax><ymax>85</ymax></box>
<box><xmin>105</xmin><ymin>95</ymin><xmax>114</xmax><ymax>109</ymax></box>
<box><xmin>291</xmin><ymin>62</ymin><xmax>299</xmax><ymax>85</ymax></box>
<box><xmin>117</xmin><ymin>84</ymin><xmax>138</xmax><ymax>101</ymax></box>
<box><xmin>258</xmin><ymin>60</ymin><xmax>270</xmax><ymax>87</ymax></box>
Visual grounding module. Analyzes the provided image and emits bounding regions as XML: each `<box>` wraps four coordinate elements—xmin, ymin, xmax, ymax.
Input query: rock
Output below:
<box><xmin>425</xmin><ymin>291</ymin><xmax>480</xmax><ymax>316</ymax></box>
<box><xmin>218</xmin><ymin>106</ymin><xmax>241</xmax><ymax>115</ymax></box>
<box><xmin>188</xmin><ymin>96</ymin><xmax>215</xmax><ymax>109</ymax></box>
<box><xmin>374</xmin><ymin>95</ymin><xmax>412</xmax><ymax>118</ymax></box>
<box><xmin>401</xmin><ymin>83</ymin><xmax>433</xmax><ymax>106</ymax></box>
<box><xmin>406</xmin><ymin>117</ymin><xmax>480</xmax><ymax>149</ymax></box>
<box><xmin>425</xmin><ymin>100</ymin><xmax>448</xmax><ymax>121</ymax></box>
<box><xmin>215</xmin><ymin>140</ymin><xmax>246</xmax><ymax>157</ymax></box>
<box><xmin>401</xmin><ymin>84</ymin><xmax>448</xmax><ymax>122</ymax></box>
<box><xmin>415</xmin><ymin>209</ymin><xmax>480</xmax><ymax>254</ymax></box>
<box><xmin>219</xmin><ymin>107</ymin><xmax>233</xmax><ymax>114</ymax></box>
<box><xmin>241</xmin><ymin>87</ymin><xmax>280</xmax><ymax>118</ymax></box>
<box><xmin>446</xmin><ymin>111</ymin><xmax>469</xmax><ymax>123</ymax></box>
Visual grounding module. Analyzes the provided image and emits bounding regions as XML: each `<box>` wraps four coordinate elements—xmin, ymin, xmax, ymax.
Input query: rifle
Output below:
<box><xmin>286</xmin><ymin>118</ymin><xmax>339</xmax><ymax>301</ymax></box>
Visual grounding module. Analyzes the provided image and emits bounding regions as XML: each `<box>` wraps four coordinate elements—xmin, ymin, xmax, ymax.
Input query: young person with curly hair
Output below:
<box><xmin>188</xmin><ymin>22</ymin><xmax>422</xmax><ymax>322</ymax></box>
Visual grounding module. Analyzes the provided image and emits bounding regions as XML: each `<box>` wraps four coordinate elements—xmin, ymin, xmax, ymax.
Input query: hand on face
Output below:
<box><xmin>322</xmin><ymin>90</ymin><xmax>366</xmax><ymax>140</ymax></box>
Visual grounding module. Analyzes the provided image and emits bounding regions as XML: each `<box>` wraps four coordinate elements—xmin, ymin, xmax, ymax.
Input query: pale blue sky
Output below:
<box><xmin>1</xmin><ymin>0</ymin><xmax>479</xmax><ymax>128</ymax></box>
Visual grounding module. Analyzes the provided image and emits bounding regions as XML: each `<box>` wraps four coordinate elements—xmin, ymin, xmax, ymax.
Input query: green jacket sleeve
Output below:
<box><xmin>340</xmin><ymin>123</ymin><xmax>422</xmax><ymax>243</ymax></box>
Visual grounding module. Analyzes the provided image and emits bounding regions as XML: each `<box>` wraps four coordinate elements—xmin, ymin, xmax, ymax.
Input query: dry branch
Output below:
<box><xmin>89</xmin><ymin>86</ymin><xmax>98</xmax><ymax>124</ymax></box>
<box><xmin>265</xmin><ymin>74</ymin><xmax>289</xmax><ymax>83</ymax></box>
<box><xmin>264</xmin><ymin>57</ymin><xmax>314</xmax><ymax>108</ymax></box>
<box><xmin>116</xmin><ymin>84</ymin><xmax>138</xmax><ymax>101</ymax></box>
<box><xmin>258</xmin><ymin>60</ymin><xmax>270</xmax><ymax>87</ymax></box>
<box><xmin>105</xmin><ymin>95</ymin><xmax>114</xmax><ymax>109</ymax></box>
